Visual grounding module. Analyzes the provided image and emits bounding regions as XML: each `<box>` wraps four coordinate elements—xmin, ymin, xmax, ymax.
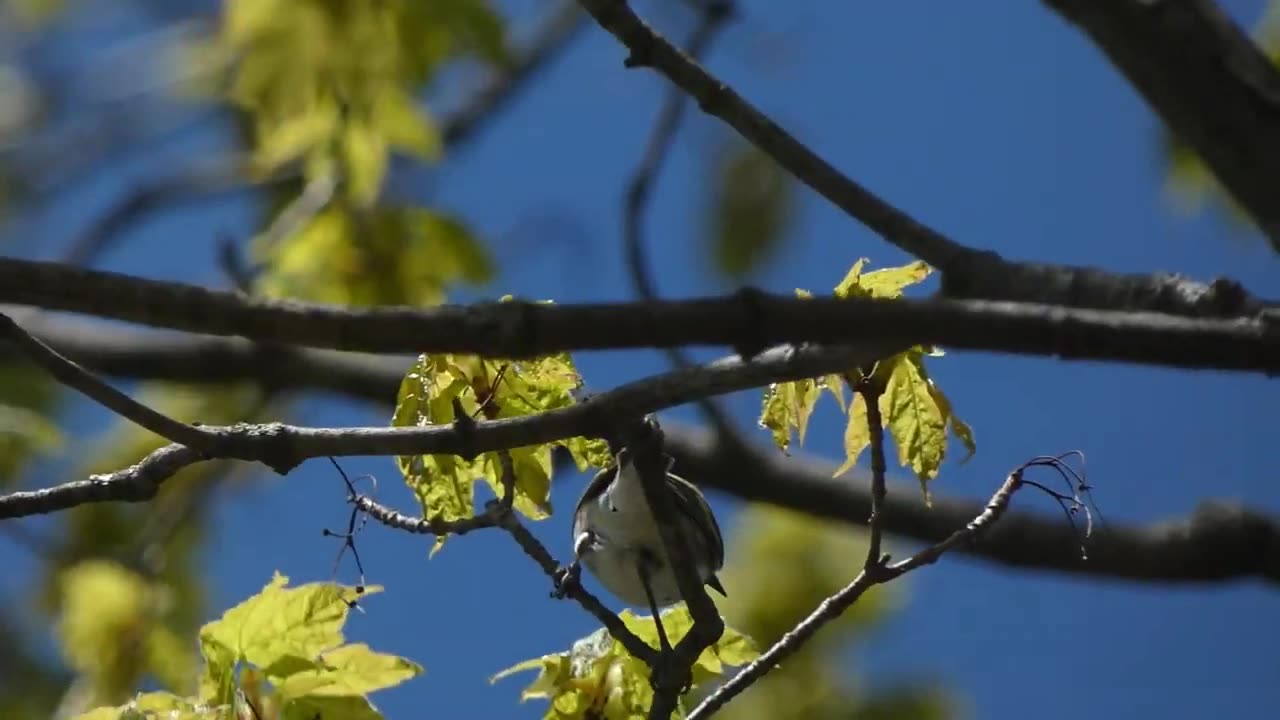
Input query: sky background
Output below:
<box><xmin>3</xmin><ymin>1</ymin><xmax>1280</xmax><ymax>718</ymax></box>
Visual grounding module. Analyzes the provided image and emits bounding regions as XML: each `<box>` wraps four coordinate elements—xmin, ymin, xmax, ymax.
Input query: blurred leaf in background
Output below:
<box><xmin>704</xmin><ymin>139</ymin><xmax>795</xmax><ymax>280</ymax></box>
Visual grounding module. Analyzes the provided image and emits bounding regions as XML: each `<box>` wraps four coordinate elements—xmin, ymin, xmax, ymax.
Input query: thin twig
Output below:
<box><xmin>857</xmin><ymin>373</ymin><xmax>889</xmax><ymax>570</ymax></box>
<box><xmin>574</xmin><ymin>0</ymin><xmax>973</xmax><ymax>271</ymax></box>
<box><xmin>688</xmin><ymin>466</ymin><xmax>1028</xmax><ymax>719</ymax></box>
<box><xmin>0</xmin><ymin>312</ymin><xmax>215</xmax><ymax>451</ymax></box>
<box><xmin>340</xmin><ymin>461</ymin><xmax>659</xmax><ymax>665</ymax></box>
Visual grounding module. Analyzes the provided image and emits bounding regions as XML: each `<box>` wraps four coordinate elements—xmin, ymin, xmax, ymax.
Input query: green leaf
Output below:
<box><xmin>257</xmin><ymin>206</ymin><xmax>493</xmax><ymax>307</ymax></box>
<box><xmin>274</xmin><ymin>643</ymin><xmax>422</xmax><ymax>699</ymax></box>
<box><xmin>857</xmin><ymin>261</ymin><xmax>932</xmax><ymax>298</ymax></box>
<box><xmin>281</xmin><ymin>694</ymin><xmax>385</xmax><ymax>720</ymax></box>
<box><xmin>341</xmin><ymin>120</ymin><xmax>390</xmax><ymax>205</ymax></box>
<box><xmin>833</xmin><ymin>391</ymin><xmax>870</xmax><ymax>478</ymax></box>
<box><xmin>833</xmin><ymin>258</ymin><xmax>869</xmax><ymax>298</ymax></box>
<box><xmin>875</xmin><ymin>351</ymin><xmax>975</xmax><ymax>500</ymax></box>
<box><xmin>253</xmin><ymin>102</ymin><xmax>338</xmax><ymax>172</ymax></box>
<box><xmin>198</xmin><ymin>573</ymin><xmax>375</xmax><ymax>677</ymax></box>
<box><xmin>374</xmin><ymin>87</ymin><xmax>442</xmax><ymax>160</ymax></box>
<box><xmin>835</xmin><ymin>258</ymin><xmax>931</xmax><ymax>299</ymax></box>
<box><xmin>708</xmin><ymin>142</ymin><xmax>794</xmax><ymax>278</ymax></box>
<box><xmin>758</xmin><ymin>379</ymin><xmax>823</xmax><ymax>455</ymax></box>
<box><xmin>495</xmin><ymin>612</ymin><xmax>756</xmax><ymax>718</ymax></box>
<box><xmin>73</xmin><ymin>692</ymin><xmax>212</xmax><ymax>720</ymax></box>
<box><xmin>57</xmin><ymin>561</ymin><xmax>157</xmax><ymax>703</ymax></box>
<box><xmin>393</xmin><ymin>347</ymin><xmax>609</xmax><ymax>550</ymax></box>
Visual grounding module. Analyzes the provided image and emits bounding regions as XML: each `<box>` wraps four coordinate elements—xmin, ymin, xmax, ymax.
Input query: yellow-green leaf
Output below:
<box><xmin>57</xmin><ymin>560</ymin><xmax>155</xmax><ymax>703</ymax></box>
<box><xmin>393</xmin><ymin>347</ymin><xmax>609</xmax><ymax>548</ymax></box>
<box><xmin>857</xmin><ymin>260</ymin><xmax>932</xmax><ymax>298</ymax></box>
<box><xmin>198</xmin><ymin>573</ymin><xmax>375</xmax><ymax>677</ymax></box>
<box><xmin>758</xmin><ymin>379</ymin><xmax>823</xmax><ymax>455</ymax></box>
<box><xmin>274</xmin><ymin>643</ymin><xmax>422</xmax><ymax>699</ymax></box>
<box><xmin>254</xmin><ymin>104</ymin><xmax>338</xmax><ymax>172</ymax></box>
<box><xmin>930</xmin><ymin>381</ymin><xmax>976</xmax><ymax>465</ymax></box>
<box><xmin>833</xmin><ymin>392</ymin><xmax>870</xmax><ymax>478</ymax></box>
<box><xmin>708</xmin><ymin>142</ymin><xmax>794</xmax><ymax>279</ymax></box>
<box><xmin>281</xmin><ymin>694</ymin><xmax>384</xmax><ymax>720</ymax></box>
<box><xmin>495</xmin><ymin>612</ymin><xmax>756</xmax><ymax>718</ymax></box>
<box><xmin>835</xmin><ymin>258</ymin><xmax>932</xmax><ymax>299</ymax></box>
<box><xmin>73</xmin><ymin>692</ymin><xmax>211</xmax><ymax>720</ymax></box>
<box><xmin>342</xmin><ymin>120</ymin><xmax>389</xmax><ymax>205</ymax></box>
<box><xmin>375</xmin><ymin>87</ymin><xmax>442</xmax><ymax>160</ymax></box>
<box><xmin>833</xmin><ymin>258</ymin><xmax>870</xmax><ymax>298</ymax></box>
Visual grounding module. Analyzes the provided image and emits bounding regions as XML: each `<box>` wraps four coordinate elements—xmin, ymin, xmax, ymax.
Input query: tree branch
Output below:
<box><xmin>574</xmin><ymin>1</ymin><xmax>1280</xmax><ymax>316</ymax></box>
<box><xmin>1</xmin><ymin>258</ymin><xmax>1275</xmax><ymax>373</ymax></box>
<box><xmin>665</xmin><ymin>427</ymin><xmax>1280</xmax><ymax>585</ymax></box>
<box><xmin>1045</xmin><ymin>0</ymin><xmax>1280</xmax><ymax>250</ymax></box>
<box><xmin>574</xmin><ymin>0</ymin><xmax>973</xmax><ymax>271</ymax></box>
<box><xmin>8</xmin><ymin>319</ymin><xmax>1278</xmax><ymax>586</ymax></box>
<box><xmin>688</xmin><ymin>466</ymin><xmax>1027</xmax><ymax>719</ymax></box>
<box><xmin>0</xmin><ymin>312</ymin><xmax>216</xmax><ymax>450</ymax></box>
<box><xmin>0</xmin><ymin>341</ymin><xmax>901</xmax><ymax>519</ymax></box>
<box><xmin>622</xmin><ymin>418</ymin><xmax>723</xmax><ymax>718</ymax></box>
<box><xmin>335</xmin><ymin>448</ymin><xmax>661</xmax><ymax>665</ymax></box>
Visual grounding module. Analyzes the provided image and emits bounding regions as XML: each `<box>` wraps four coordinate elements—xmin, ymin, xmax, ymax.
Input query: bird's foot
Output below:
<box><xmin>551</xmin><ymin>561</ymin><xmax>581</xmax><ymax>599</ymax></box>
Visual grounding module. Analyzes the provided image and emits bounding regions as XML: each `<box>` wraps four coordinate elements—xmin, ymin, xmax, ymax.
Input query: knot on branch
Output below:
<box><xmin>219</xmin><ymin>421</ymin><xmax>301</xmax><ymax>475</ymax></box>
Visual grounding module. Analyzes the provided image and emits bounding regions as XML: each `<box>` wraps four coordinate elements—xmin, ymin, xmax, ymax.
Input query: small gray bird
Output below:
<box><xmin>571</xmin><ymin>448</ymin><xmax>727</xmax><ymax>609</ymax></box>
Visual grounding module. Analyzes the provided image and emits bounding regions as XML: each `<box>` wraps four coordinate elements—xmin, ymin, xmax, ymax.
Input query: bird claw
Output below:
<box><xmin>648</xmin><ymin>652</ymin><xmax>693</xmax><ymax>696</ymax></box>
<box><xmin>551</xmin><ymin>562</ymin><xmax>581</xmax><ymax>599</ymax></box>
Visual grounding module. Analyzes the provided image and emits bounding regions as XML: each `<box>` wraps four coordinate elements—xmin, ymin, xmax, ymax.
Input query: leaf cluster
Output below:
<box><xmin>759</xmin><ymin>260</ymin><xmax>975</xmax><ymax>500</ymax></box>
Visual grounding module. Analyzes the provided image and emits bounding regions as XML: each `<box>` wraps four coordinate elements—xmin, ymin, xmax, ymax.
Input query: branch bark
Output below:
<box><xmin>2</xmin><ymin>258</ymin><xmax>1276</xmax><ymax>373</ymax></box>
<box><xmin>1045</xmin><ymin>0</ymin><xmax>1280</xmax><ymax>251</ymax></box>
<box><xmin>6</xmin><ymin>319</ymin><xmax>1278</xmax><ymax>586</ymax></box>
<box><xmin>0</xmin><ymin>341</ymin><xmax>901</xmax><ymax>519</ymax></box>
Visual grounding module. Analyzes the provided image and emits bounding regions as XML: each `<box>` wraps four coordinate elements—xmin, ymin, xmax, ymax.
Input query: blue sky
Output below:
<box><xmin>4</xmin><ymin>1</ymin><xmax>1280</xmax><ymax>718</ymax></box>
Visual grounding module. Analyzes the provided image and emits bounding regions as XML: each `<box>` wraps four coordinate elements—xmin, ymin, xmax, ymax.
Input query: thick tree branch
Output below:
<box><xmin>1045</xmin><ymin>0</ymin><xmax>1280</xmax><ymax>251</ymax></box>
<box><xmin>0</xmin><ymin>341</ymin><xmax>900</xmax><ymax>519</ymax></box>
<box><xmin>575</xmin><ymin>2</ymin><xmax>1280</xmax><ymax>316</ymax></box>
<box><xmin>1</xmin><ymin>258</ymin><xmax>1276</xmax><ymax>373</ymax></box>
<box><xmin>7</xmin><ymin>320</ymin><xmax>1277</xmax><ymax>586</ymax></box>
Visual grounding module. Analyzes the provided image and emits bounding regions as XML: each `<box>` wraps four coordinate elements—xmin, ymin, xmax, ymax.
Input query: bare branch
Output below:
<box><xmin>689</xmin><ymin>464</ymin><xmax>1026</xmax><ymax>719</ymax></box>
<box><xmin>857</xmin><ymin>374</ymin><xmax>889</xmax><ymax>569</ymax></box>
<box><xmin>0</xmin><ymin>342</ymin><xmax>899</xmax><ymax>519</ymax></box>
<box><xmin>1045</xmin><ymin>0</ymin><xmax>1280</xmax><ymax>250</ymax></box>
<box><xmin>574</xmin><ymin>2</ymin><xmax>1280</xmax><ymax>316</ymax></box>
<box><xmin>337</xmin><ymin>467</ymin><xmax>660</xmax><ymax>665</ymax></box>
<box><xmin>1</xmin><ymin>258</ymin><xmax>1275</xmax><ymax>373</ymax></box>
<box><xmin>572</xmin><ymin>0</ymin><xmax>973</xmax><ymax>271</ymax></box>
<box><xmin>8</xmin><ymin>321</ymin><xmax>1277</xmax><ymax>586</ymax></box>
<box><xmin>665</xmin><ymin>428</ymin><xmax>1280</xmax><ymax>585</ymax></box>
<box><xmin>0</xmin><ymin>312</ymin><xmax>215</xmax><ymax>450</ymax></box>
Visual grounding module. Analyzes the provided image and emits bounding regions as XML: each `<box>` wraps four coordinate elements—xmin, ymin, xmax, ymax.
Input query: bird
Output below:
<box><xmin>569</xmin><ymin>447</ymin><xmax>726</xmax><ymax>611</ymax></box>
